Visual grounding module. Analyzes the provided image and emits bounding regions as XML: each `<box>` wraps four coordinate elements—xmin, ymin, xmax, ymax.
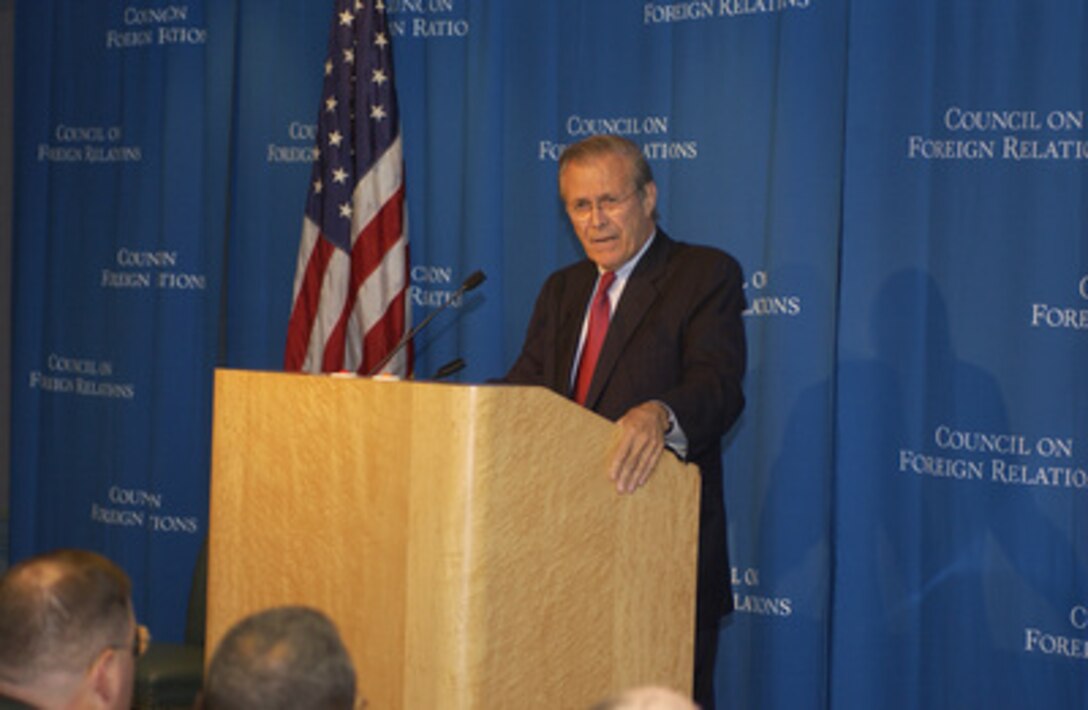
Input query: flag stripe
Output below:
<box><xmin>284</xmin><ymin>223</ymin><xmax>334</xmax><ymax>371</ymax></box>
<box><xmin>350</xmin><ymin>135</ymin><xmax>404</xmax><ymax>248</ymax></box>
<box><xmin>347</xmin><ymin>227</ymin><xmax>408</xmax><ymax>372</ymax></box>
<box><xmin>361</xmin><ymin>288</ymin><xmax>409</xmax><ymax>374</ymax></box>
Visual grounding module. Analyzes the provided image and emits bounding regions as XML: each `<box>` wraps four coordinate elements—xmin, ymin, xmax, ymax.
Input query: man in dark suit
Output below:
<box><xmin>504</xmin><ymin>134</ymin><xmax>746</xmax><ymax>710</ymax></box>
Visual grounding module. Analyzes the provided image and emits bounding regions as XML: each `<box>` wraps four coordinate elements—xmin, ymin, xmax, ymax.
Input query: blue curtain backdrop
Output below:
<box><xmin>11</xmin><ymin>0</ymin><xmax>236</xmax><ymax>643</ymax></box>
<box><xmin>9</xmin><ymin>1</ymin><xmax>1087</xmax><ymax>708</ymax></box>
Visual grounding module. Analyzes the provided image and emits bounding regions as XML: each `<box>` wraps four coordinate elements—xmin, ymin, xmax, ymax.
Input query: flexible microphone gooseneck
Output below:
<box><xmin>366</xmin><ymin>270</ymin><xmax>486</xmax><ymax>377</ymax></box>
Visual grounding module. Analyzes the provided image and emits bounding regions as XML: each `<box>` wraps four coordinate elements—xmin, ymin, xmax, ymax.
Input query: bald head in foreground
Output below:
<box><xmin>0</xmin><ymin>549</ymin><xmax>143</xmax><ymax>710</ymax></box>
<box><xmin>591</xmin><ymin>685</ymin><xmax>700</xmax><ymax>710</ymax></box>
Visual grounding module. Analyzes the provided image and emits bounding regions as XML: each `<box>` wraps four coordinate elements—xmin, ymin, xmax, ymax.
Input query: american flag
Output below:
<box><xmin>285</xmin><ymin>0</ymin><xmax>410</xmax><ymax>375</ymax></box>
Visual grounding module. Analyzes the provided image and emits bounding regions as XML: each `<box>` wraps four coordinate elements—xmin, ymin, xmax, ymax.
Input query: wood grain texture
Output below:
<box><xmin>208</xmin><ymin>369</ymin><xmax>699</xmax><ymax>709</ymax></box>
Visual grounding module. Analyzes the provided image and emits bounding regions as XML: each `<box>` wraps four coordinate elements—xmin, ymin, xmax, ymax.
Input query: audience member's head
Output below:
<box><xmin>590</xmin><ymin>685</ymin><xmax>700</xmax><ymax>710</ymax></box>
<box><xmin>0</xmin><ymin>548</ymin><xmax>143</xmax><ymax>709</ymax></box>
<box><xmin>202</xmin><ymin>606</ymin><xmax>358</xmax><ymax>710</ymax></box>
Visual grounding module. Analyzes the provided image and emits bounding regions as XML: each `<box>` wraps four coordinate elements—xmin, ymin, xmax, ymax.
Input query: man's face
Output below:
<box><xmin>560</xmin><ymin>152</ymin><xmax>657</xmax><ymax>272</ymax></box>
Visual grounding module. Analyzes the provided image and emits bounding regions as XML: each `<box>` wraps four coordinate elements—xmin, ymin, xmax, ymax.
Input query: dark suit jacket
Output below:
<box><xmin>504</xmin><ymin>231</ymin><xmax>746</xmax><ymax>621</ymax></box>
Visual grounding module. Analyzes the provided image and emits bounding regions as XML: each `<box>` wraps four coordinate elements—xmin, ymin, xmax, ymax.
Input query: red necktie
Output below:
<box><xmin>573</xmin><ymin>271</ymin><xmax>616</xmax><ymax>405</ymax></box>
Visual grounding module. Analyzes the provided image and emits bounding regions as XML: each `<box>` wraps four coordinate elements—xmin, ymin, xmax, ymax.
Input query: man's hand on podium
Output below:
<box><xmin>608</xmin><ymin>401</ymin><xmax>670</xmax><ymax>494</ymax></box>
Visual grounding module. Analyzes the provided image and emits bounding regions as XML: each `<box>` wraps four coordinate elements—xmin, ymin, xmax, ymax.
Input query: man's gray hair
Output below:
<box><xmin>204</xmin><ymin>606</ymin><xmax>357</xmax><ymax>710</ymax></box>
<box><xmin>558</xmin><ymin>134</ymin><xmax>656</xmax><ymax>194</ymax></box>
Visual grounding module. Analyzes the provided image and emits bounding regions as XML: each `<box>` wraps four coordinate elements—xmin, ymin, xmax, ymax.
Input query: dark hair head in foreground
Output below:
<box><xmin>203</xmin><ymin>605</ymin><xmax>358</xmax><ymax>710</ymax></box>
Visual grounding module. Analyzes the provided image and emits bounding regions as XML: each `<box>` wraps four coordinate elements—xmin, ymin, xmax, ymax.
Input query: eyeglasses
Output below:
<box><xmin>566</xmin><ymin>188</ymin><xmax>639</xmax><ymax>221</ymax></box>
<box><xmin>110</xmin><ymin>623</ymin><xmax>151</xmax><ymax>659</ymax></box>
<box><xmin>134</xmin><ymin>624</ymin><xmax>151</xmax><ymax>658</ymax></box>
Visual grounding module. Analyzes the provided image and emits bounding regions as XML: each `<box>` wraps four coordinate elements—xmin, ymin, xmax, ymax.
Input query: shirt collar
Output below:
<box><xmin>600</xmin><ymin>229</ymin><xmax>657</xmax><ymax>282</ymax></box>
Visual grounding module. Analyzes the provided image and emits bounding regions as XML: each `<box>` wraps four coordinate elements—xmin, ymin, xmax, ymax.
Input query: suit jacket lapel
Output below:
<box><xmin>583</xmin><ymin>233</ymin><xmax>672</xmax><ymax>410</ymax></box>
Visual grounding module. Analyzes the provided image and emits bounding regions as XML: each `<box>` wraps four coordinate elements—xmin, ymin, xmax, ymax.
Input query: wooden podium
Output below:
<box><xmin>207</xmin><ymin>369</ymin><xmax>700</xmax><ymax>709</ymax></box>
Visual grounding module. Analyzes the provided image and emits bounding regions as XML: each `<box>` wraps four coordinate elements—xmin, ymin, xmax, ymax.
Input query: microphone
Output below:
<box><xmin>366</xmin><ymin>270</ymin><xmax>486</xmax><ymax>377</ymax></box>
<box><xmin>432</xmin><ymin>357</ymin><xmax>466</xmax><ymax>380</ymax></box>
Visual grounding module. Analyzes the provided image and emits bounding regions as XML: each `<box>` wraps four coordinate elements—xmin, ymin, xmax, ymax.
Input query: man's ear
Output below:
<box><xmin>86</xmin><ymin>648</ymin><xmax>125</xmax><ymax>708</ymax></box>
<box><xmin>640</xmin><ymin>180</ymin><xmax>658</xmax><ymax>216</ymax></box>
